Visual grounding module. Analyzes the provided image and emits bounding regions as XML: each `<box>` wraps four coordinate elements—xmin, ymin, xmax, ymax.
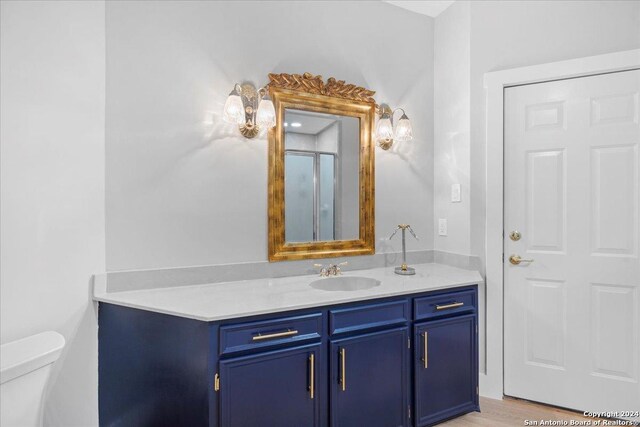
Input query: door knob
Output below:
<box><xmin>509</xmin><ymin>231</ymin><xmax>521</xmax><ymax>241</ymax></box>
<box><xmin>509</xmin><ymin>254</ymin><xmax>534</xmax><ymax>265</ymax></box>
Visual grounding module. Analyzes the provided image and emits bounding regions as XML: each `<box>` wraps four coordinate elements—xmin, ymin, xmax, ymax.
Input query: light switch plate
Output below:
<box><xmin>438</xmin><ymin>219</ymin><xmax>447</xmax><ymax>236</ymax></box>
<box><xmin>451</xmin><ymin>184</ymin><xmax>461</xmax><ymax>202</ymax></box>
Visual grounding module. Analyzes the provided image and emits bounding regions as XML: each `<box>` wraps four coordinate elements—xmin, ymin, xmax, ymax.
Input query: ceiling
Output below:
<box><xmin>284</xmin><ymin>111</ymin><xmax>337</xmax><ymax>135</ymax></box>
<box><xmin>385</xmin><ymin>0</ymin><xmax>455</xmax><ymax>17</ymax></box>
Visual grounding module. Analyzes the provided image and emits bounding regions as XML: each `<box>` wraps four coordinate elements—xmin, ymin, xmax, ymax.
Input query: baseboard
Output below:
<box><xmin>479</xmin><ymin>373</ymin><xmax>503</xmax><ymax>400</ymax></box>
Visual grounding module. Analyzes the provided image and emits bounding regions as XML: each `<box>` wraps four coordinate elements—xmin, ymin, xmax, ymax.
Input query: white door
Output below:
<box><xmin>504</xmin><ymin>69</ymin><xmax>640</xmax><ymax>414</ymax></box>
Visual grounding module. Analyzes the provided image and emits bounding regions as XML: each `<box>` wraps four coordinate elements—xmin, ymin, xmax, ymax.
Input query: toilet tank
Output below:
<box><xmin>0</xmin><ymin>331</ymin><xmax>65</xmax><ymax>427</ymax></box>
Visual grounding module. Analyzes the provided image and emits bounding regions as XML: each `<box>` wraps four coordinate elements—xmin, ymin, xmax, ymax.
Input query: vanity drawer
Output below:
<box><xmin>329</xmin><ymin>300</ymin><xmax>409</xmax><ymax>335</ymax></box>
<box><xmin>220</xmin><ymin>313</ymin><xmax>323</xmax><ymax>355</ymax></box>
<box><xmin>414</xmin><ymin>288</ymin><xmax>476</xmax><ymax>320</ymax></box>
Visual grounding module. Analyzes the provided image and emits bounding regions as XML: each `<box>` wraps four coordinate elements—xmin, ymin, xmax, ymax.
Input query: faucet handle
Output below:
<box><xmin>313</xmin><ymin>263</ymin><xmax>329</xmax><ymax>277</ymax></box>
<box><xmin>335</xmin><ymin>261</ymin><xmax>348</xmax><ymax>275</ymax></box>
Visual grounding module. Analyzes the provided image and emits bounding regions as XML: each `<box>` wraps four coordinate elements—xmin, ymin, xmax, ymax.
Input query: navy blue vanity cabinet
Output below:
<box><xmin>98</xmin><ymin>304</ymin><xmax>214</xmax><ymax>427</ymax></box>
<box><xmin>99</xmin><ymin>285</ymin><xmax>479</xmax><ymax>427</ymax></box>
<box><xmin>330</xmin><ymin>327</ymin><xmax>409</xmax><ymax>427</ymax></box>
<box><xmin>413</xmin><ymin>288</ymin><xmax>479</xmax><ymax>426</ymax></box>
<box><xmin>216</xmin><ymin>312</ymin><xmax>325</xmax><ymax>427</ymax></box>
<box><xmin>219</xmin><ymin>343</ymin><xmax>323</xmax><ymax>427</ymax></box>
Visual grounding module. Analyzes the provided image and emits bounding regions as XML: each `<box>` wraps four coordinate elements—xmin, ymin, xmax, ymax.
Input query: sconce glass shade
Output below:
<box><xmin>375</xmin><ymin>115</ymin><xmax>394</xmax><ymax>142</ymax></box>
<box><xmin>223</xmin><ymin>87</ymin><xmax>245</xmax><ymax>124</ymax></box>
<box><xmin>256</xmin><ymin>96</ymin><xmax>276</xmax><ymax>128</ymax></box>
<box><xmin>394</xmin><ymin>113</ymin><xmax>413</xmax><ymax>142</ymax></box>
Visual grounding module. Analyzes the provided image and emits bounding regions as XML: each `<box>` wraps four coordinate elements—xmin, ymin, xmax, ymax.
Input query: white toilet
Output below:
<box><xmin>0</xmin><ymin>331</ymin><xmax>65</xmax><ymax>427</ymax></box>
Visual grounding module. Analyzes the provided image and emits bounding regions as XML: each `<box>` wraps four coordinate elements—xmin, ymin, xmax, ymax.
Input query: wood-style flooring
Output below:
<box><xmin>441</xmin><ymin>397</ymin><xmax>604</xmax><ymax>426</ymax></box>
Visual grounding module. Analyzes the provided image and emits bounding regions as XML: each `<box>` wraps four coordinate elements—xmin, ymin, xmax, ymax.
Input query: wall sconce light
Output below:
<box><xmin>223</xmin><ymin>83</ymin><xmax>275</xmax><ymax>138</ymax></box>
<box><xmin>224</xmin><ymin>77</ymin><xmax>412</xmax><ymax>147</ymax></box>
<box><xmin>375</xmin><ymin>103</ymin><xmax>413</xmax><ymax>150</ymax></box>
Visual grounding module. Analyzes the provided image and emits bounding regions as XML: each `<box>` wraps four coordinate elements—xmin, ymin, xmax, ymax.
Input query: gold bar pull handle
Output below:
<box><xmin>339</xmin><ymin>348</ymin><xmax>346</xmax><ymax>391</ymax></box>
<box><xmin>252</xmin><ymin>329</ymin><xmax>299</xmax><ymax>341</ymax></box>
<box><xmin>422</xmin><ymin>332</ymin><xmax>428</xmax><ymax>368</ymax></box>
<box><xmin>435</xmin><ymin>302</ymin><xmax>464</xmax><ymax>310</ymax></box>
<box><xmin>308</xmin><ymin>353</ymin><xmax>315</xmax><ymax>399</ymax></box>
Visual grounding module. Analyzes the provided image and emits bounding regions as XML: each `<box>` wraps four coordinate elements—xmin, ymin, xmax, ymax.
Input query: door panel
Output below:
<box><xmin>285</xmin><ymin>153</ymin><xmax>315</xmax><ymax>242</ymax></box>
<box><xmin>219</xmin><ymin>343</ymin><xmax>322</xmax><ymax>427</ymax></box>
<box><xmin>504</xmin><ymin>69</ymin><xmax>640</xmax><ymax>416</ymax></box>
<box><xmin>330</xmin><ymin>328</ymin><xmax>408</xmax><ymax>427</ymax></box>
<box><xmin>526</xmin><ymin>149</ymin><xmax>566</xmax><ymax>253</ymax></box>
<box><xmin>591</xmin><ymin>144</ymin><xmax>637</xmax><ymax>256</ymax></box>
<box><xmin>590</xmin><ymin>283</ymin><xmax>638</xmax><ymax>381</ymax></box>
<box><xmin>414</xmin><ymin>314</ymin><xmax>477</xmax><ymax>426</ymax></box>
<box><xmin>524</xmin><ymin>279</ymin><xmax>566</xmax><ymax>369</ymax></box>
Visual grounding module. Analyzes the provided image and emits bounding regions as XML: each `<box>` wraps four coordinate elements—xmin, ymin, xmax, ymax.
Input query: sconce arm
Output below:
<box><xmin>257</xmin><ymin>86</ymin><xmax>269</xmax><ymax>98</ymax></box>
<box><xmin>392</xmin><ymin>107</ymin><xmax>406</xmax><ymax>118</ymax></box>
<box><xmin>377</xmin><ymin>106</ymin><xmax>407</xmax><ymax>125</ymax></box>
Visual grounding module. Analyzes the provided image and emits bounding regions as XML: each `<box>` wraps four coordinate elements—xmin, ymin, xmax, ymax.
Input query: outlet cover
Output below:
<box><xmin>451</xmin><ymin>184</ymin><xmax>461</xmax><ymax>202</ymax></box>
<box><xmin>438</xmin><ymin>219</ymin><xmax>447</xmax><ymax>236</ymax></box>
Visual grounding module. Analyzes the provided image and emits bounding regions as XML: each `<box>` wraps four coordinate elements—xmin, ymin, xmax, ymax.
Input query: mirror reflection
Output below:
<box><xmin>284</xmin><ymin>109</ymin><xmax>360</xmax><ymax>243</ymax></box>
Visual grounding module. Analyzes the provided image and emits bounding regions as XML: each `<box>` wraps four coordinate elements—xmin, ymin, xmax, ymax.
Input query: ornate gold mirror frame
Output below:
<box><xmin>267</xmin><ymin>73</ymin><xmax>375</xmax><ymax>261</ymax></box>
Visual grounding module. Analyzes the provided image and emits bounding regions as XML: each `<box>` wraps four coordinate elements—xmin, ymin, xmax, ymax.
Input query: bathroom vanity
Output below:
<box><xmin>96</xmin><ymin>73</ymin><xmax>482</xmax><ymax>427</ymax></box>
<box><xmin>96</xmin><ymin>264</ymin><xmax>481</xmax><ymax>427</ymax></box>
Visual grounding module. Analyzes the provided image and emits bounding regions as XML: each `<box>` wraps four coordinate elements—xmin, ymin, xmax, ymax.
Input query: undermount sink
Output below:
<box><xmin>309</xmin><ymin>276</ymin><xmax>381</xmax><ymax>292</ymax></box>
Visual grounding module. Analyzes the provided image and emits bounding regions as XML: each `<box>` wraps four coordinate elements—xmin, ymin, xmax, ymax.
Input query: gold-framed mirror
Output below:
<box><xmin>267</xmin><ymin>73</ymin><xmax>375</xmax><ymax>261</ymax></box>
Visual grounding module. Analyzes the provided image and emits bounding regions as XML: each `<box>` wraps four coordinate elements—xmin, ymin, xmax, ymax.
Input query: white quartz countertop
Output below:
<box><xmin>93</xmin><ymin>263</ymin><xmax>483</xmax><ymax>322</ymax></box>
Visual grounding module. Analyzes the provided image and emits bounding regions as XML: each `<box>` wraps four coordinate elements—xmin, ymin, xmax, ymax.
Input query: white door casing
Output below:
<box><xmin>503</xmin><ymin>70</ymin><xmax>640</xmax><ymax>413</ymax></box>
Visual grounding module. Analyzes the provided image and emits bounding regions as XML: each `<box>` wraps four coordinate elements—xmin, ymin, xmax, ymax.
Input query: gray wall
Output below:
<box><xmin>284</xmin><ymin>132</ymin><xmax>318</xmax><ymax>151</ymax></box>
<box><xmin>433</xmin><ymin>0</ymin><xmax>640</xmax><ymax>376</ymax></box>
<box><xmin>2</xmin><ymin>2</ymin><xmax>638</xmax><ymax>424</ymax></box>
<box><xmin>337</xmin><ymin>118</ymin><xmax>360</xmax><ymax>240</ymax></box>
<box><xmin>0</xmin><ymin>1</ymin><xmax>105</xmax><ymax>426</ymax></box>
<box><xmin>105</xmin><ymin>0</ymin><xmax>435</xmax><ymax>272</ymax></box>
<box><xmin>432</xmin><ymin>0</ymin><xmax>640</xmax><ymax>271</ymax></box>
<box><xmin>434</xmin><ymin>1</ymin><xmax>471</xmax><ymax>256</ymax></box>
<box><xmin>468</xmin><ymin>0</ymin><xmax>640</xmax><ymax>267</ymax></box>
<box><xmin>316</xmin><ymin>122</ymin><xmax>339</xmax><ymax>153</ymax></box>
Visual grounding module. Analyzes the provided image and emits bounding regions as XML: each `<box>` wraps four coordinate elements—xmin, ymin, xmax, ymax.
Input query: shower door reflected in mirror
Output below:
<box><xmin>284</xmin><ymin>110</ymin><xmax>360</xmax><ymax>243</ymax></box>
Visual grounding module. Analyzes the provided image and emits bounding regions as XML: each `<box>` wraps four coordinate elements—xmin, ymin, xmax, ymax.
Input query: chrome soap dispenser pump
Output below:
<box><xmin>390</xmin><ymin>224</ymin><xmax>419</xmax><ymax>275</ymax></box>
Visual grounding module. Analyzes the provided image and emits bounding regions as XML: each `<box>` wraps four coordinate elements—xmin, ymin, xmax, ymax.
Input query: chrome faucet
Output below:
<box><xmin>314</xmin><ymin>262</ymin><xmax>348</xmax><ymax>277</ymax></box>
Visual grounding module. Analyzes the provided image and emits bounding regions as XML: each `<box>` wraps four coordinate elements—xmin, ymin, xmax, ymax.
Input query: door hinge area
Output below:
<box><xmin>214</xmin><ymin>373</ymin><xmax>220</xmax><ymax>392</ymax></box>
<box><xmin>408</xmin><ymin>405</ymin><xmax>411</xmax><ymax>419</ymax></box>
<box><xmin>408</xmin><ymin>338</ymin><xmax>411</xmax><ymax>349</ymax></box>
<box><xmin>477</xmin><ymin>386</ymin><xmax>479</xmax><ymax>395</ymax></box>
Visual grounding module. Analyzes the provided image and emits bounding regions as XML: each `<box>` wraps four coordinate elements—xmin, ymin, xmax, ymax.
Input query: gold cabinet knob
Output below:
<box><xmin>509</xmin><ymin>254</ymin><xmax>534</xmax><ymax>265</ymax></box>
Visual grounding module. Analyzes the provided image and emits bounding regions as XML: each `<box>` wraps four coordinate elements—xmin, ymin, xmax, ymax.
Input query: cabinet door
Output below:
<box><xmin>219</xmin><ymin>343</ymin><xmax>322</xmax><ymax>427</ymax></box>
<box><xmin>414</xmin><ymin>314</ymin><xmax>478</xmax><ymax>426</ymax></box>
<box><xmin>330</xmin><ymin>327</ymin><xmax>409</xmax><ymax>427</ymax></box>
